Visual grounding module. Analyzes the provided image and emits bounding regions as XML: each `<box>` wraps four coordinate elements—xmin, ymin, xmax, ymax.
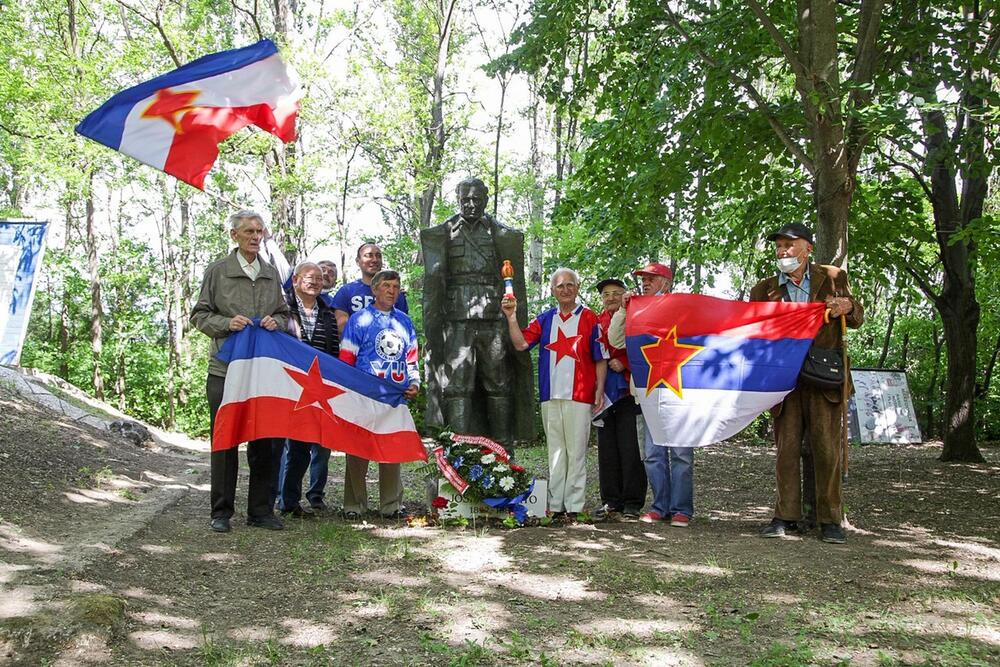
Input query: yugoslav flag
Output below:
<box><xmin>75</xmin><ymin>39</ymin><xmax>300</xmax><ymax>189</ymax></box>
<box><xmin>625</xmin><ymin>293</ymin><xmax>826</xmax><ymax>447</ymax></box>
<box><xmin>213</xmin><ymin>325</ymin><xmax>426</xmax><ymax>463</ymax></box>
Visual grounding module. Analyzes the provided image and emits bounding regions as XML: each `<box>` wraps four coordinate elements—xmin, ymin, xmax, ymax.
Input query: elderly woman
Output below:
<box><xmin>502</xmin><ymin>268</ymin><xmax>606</xmax><ymax>521</ymax></box>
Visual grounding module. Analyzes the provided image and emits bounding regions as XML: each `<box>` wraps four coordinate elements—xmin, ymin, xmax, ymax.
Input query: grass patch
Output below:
<box><xmin>67</xmin><ymin>594</ymin><xmax>127</xmax><ymax>629</ymax></box>
<box><xmin>74</xmin><ymin>465</ymin><xmax>114</xmax><ymax>488</ymax></box>
<box><xmin>197</xmin><ymin>632</ymin><xmax>286</xmax><ymax>667</ymax></box>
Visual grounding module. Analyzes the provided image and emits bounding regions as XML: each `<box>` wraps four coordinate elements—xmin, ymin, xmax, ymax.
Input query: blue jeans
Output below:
<box><xmin>277</xmin><ymin>441</ymin><xmax>331</xmax><ymax>511</ymax></box>
<box><xmin>642</xmin><ymin>417</ymin><xmax>695</xmax><ymax>518</ymax></box>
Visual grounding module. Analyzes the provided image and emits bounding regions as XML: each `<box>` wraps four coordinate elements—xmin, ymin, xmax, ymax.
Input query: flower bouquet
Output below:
<box><xmin>430</xmin><ymin>433</ymin><xmax>536</xmax><ymax>524</ymax></box>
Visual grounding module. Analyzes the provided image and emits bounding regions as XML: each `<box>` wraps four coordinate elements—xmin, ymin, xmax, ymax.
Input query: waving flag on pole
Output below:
<box><xmin>213</xmin><ymin>325</ymin><xmax>426</xmax><ymax>464</ymax></box>
<box><xmin>625</xmin><ymin>293</ymin><xmax>826</xmax><ymax>447</ymax></box>
<box><xmin>75</xmin><ymin>39</ymin><xmax>300</xmax><ymax>189</ymax></box>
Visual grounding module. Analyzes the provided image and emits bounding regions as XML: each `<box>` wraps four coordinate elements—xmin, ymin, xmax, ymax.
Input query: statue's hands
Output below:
<box><xmin>501</xmin><ymin>296</ymin><xmax>518</xmax><ymax>319</ymax></box>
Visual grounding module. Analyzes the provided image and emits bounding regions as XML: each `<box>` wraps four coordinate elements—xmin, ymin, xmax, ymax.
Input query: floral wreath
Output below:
<box><xmin>432</xmin><ymin>433</ymin><xmax>535</xmax><ymax>522</ymax></box>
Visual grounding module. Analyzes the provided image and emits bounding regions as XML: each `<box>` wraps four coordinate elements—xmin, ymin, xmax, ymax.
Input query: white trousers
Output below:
<box><xmin>541</xmin><ymin>399</ymin><xmax>592</xmax><ymax>512</ymax></box>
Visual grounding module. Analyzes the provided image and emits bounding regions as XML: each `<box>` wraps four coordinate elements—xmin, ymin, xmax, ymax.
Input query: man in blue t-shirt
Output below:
<box><xmin>339</xmin><ymin>269</ymin><xmax>419</xmax><ymax>520</ymax></box>
<box><xmin>331</xmin><ymin>243</ymin><xmax>408</xmax><ymax>332</ymax></box>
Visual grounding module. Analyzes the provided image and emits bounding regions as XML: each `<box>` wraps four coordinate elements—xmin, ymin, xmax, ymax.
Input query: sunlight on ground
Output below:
<box><xmin>54</xmin><ymin>631</ymin><xmax>111</xmax><ymax>666</ymax></box>
<box><xmin>430</xmin><ymin>533</ymin><xmax>511</xmax><ymax>573</ymax></box>
<box><xmin>198</xmin><ymin>552</ymin><xmax>244</xmax><ymax>564</ymax></box>
<box><xmin>278</xmin><ymin>617</ymin><xmax>338</xmax><ymax>647</ymax></box>
<box><xmin>138</xmin><ymin>544</ymin><xmax>177</xmax><ymax>555</ymax></box>
<box><xmin>487</xmin><ymin>570</ymin><xmax>607</xmax><ymax>601</ymax></box>
<box><xmin>425</xmin><ymin>599</ymin><xmax>510</xmax><ymax>645</ymax></box>
<box><xmin>631</xmin><ymin>646</ymin><xmax>706</xmax><ymax>666</ymax></box>
<box><xmin>0</xmin><ymin>524</ymin><xmax>63</xmax><ymax>563</ymax></box>
<box><xmin>130</xmin><ymin>610</ymin><xmax>200</xmax><ymax>630</ymax></box>
<box><xmin>351</xmin><ymin>568</ymin><xmax>425</xmax><ymax>588</ymax></box>
<box><xmin>129</xmin><ymin>629</ymin><xmax>199</xmax><ymax>651</ymax></box>
<box><xmin>119</xmin><ymin>587</ymin><xmax>175</xmax><ymax>607</ymax></box>
<box><xmin>0</xmin><ymin>584</ymin><xmax>44</xmax><ymax>618</ymax></box>
<box><xmin>579</xmin><ymin>616</ymin><xmax>694</xmax><ymax>636</ymax></box>
<box><xmin>226</xmin><ymin>625</ymin><xmax>277</xmax><ymax>641</ymax></box>
<box><xmin>900</xmin><ymin>558</ymin><xmax>1000</xmax><ymax>581</ymax></box>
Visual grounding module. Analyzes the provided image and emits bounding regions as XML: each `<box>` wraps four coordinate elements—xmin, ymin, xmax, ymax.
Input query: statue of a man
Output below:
<box><xmin>420</xmin><ymin>178</ymin><xmax>535</xmax><ymax>443</ymax></box>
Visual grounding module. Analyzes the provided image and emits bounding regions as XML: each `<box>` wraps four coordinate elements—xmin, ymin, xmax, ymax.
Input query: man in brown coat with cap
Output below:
<box><xmin>750</xmin><ymin>223</ymin><xmax>864</xmax><ymax>544</ymax></box>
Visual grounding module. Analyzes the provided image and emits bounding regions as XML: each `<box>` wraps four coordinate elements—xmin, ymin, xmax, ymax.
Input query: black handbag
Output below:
<box><xmin>799</xmin><ymin>346</ymin><xmax>844</xmax><ymax>389</ymax></box>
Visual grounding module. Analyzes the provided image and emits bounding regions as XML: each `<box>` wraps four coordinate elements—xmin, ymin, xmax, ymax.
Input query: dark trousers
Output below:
<box><xmin>277</xmin><ymin>440</ymin><xmax>331</xmax><ymax>510</ymax></box>
<box><xmin>596</xmin><ymin>397</ymin><xmax>647</xmax><ymax>512</ymax></box>
<box><xmin>207</xmin><ymin>374</ymin><xmax>278</xmax><ymax>520</ymax></box>
<box><xmin>773</xmin><ymin>384</ymin><xmax>844</xmax><ymax>525</ymax></box>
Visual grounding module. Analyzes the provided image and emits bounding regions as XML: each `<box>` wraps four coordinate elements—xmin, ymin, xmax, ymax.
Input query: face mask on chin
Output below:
<box><xmin>777</xmin><ymin>256</ymin><xmax>802</xmax><ymax>274</ymax></box>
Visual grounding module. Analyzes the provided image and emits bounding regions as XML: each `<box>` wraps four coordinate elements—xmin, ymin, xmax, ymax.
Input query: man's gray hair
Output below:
<box><xmin>549</xmin><ymin>267</ymin><xmax>580</xmax><ymax>291</ymax></box>
<box><xmin>293</xmin><ymin>261</ymin><xmax>321</xmax><ymax>276</ymax></box>
<box><xmin>229</xmin><ymin>209</ymin><xmax>264</xmax><ymax>231</ymax></box>
<box><xmin>371</xmin><ymin>269</ymin><xmax>400</xmax><ymax>289</ymax></box>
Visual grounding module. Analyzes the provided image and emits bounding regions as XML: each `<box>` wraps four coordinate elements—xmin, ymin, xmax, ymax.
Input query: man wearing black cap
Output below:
<box><xmin>592</xmin><ymin>278</ymin><xmax>647</xmax><ymax>520</ymax></box>
<box><xmin>750</xmin><ymin>223</ymin><xmax>864</xmax><ymax>544</ymax></box>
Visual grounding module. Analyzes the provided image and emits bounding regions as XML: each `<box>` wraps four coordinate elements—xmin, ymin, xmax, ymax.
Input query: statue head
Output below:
<box><xmin>456</xmin><ymin>178</ymin><xmax>489</xmax><ymax>223</ymax></box>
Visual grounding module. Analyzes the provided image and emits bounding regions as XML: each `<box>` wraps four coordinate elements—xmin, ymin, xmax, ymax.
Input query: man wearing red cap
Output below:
<box><xmin>607</xmin><ymin>262</ymin><xmax>695</xmax><ymax>527</ymax></box>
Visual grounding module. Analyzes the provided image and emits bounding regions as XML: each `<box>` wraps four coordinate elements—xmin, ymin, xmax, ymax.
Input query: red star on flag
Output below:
<box><xmin>640</xmin><ymin>326</ymin><xmax>705</xmax><ymax>398</ymax></box>
<box><xmin>284</xmin><ymin>357</ymin><xmax>345</xmax><ymax>420</ymax></box>
<box><xmin>141</xmin><ymin>88</ymin><xmax>201</xmax><ymax>132</ymax></box>
<box><xmin>545</xmin><ymin>328</ymin><xmax>583</xmax><ymax>365</ymax></box>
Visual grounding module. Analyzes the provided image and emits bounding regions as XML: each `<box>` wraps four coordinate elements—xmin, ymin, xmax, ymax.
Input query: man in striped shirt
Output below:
<box><xmin>275</xmin><ymin>261</ymin><xmax>341</xmax><ymax>517</ymax></box>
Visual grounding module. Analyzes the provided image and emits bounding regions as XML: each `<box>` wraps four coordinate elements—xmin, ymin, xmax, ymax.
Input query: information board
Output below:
<box><xmin>0</xmin><ymin>221</ymin><xmax>49</xmax><ymax>365</ymax></box>
<box><xmin>848</xmin><ymin>368</ymin><xmax>922</xmax><ymax>443</ymax></box>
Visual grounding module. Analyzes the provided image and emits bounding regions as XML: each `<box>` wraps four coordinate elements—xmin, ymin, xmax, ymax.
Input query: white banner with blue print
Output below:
<box><xmin>0</xmin><ymin>221</ymin><xmax>49</xmax><ymax>365</ymax></box>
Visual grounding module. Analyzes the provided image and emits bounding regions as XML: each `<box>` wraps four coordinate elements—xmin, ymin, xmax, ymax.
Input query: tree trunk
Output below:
<box><xmin>925</xmin><ymin>327</ymin><xmax>943</xmax><ymax>439</ymax></box>
<box><xmin>981</xmin><ymin>331</ymin><xmax>1000</xmax><ymax>398</ymax></box>
<box><xmin>527</xmin><ymin>83</ymin><xmax>544</xmax><ymax>287</ymax></box>
<box><xmin>922</xmin><ymin>100</ymin><xmax>985</xmax><ymax>462</ymax></box>
<box><xmin>58</xmin><ymin>205</ymin><xmax>73</xmax><ymax>379</ymax></box>
<box><xmin>877</xmin><ymin>304</ymin><xmax>895</xmax><ymax>368</ymax></box>
<box><xmin>85</xmin><ymin>187</ymin><xmax>104</xmax><ymax>400</ymax></box>
<box><xmin>798</xmin><ymin>0</ymin><xmax>851</xmax><ymax>268</ymax></box>
<box><xmin>417</xmin><ymin>0</ymin><xmax>459</xmax><ymax>229</ymax></box>
<box><xmin>491</xmin><ymin>79</ymin><xmax>508</xmax><ymax>216</ymax></box>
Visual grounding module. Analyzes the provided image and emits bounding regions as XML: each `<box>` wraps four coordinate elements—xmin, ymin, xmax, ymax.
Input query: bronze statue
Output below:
<box><xmin>420</xmin><ymin>178</ymin><xmax>535</xmax><ymax>443</ymax></box>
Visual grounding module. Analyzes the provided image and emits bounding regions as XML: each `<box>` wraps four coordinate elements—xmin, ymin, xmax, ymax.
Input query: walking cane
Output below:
<box><xmin>840</xmin><ymin>315</ymin><xmax>850</xmax><ymax>483</ymax></box>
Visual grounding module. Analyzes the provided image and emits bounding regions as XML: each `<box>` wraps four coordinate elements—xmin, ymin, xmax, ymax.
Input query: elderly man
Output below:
<box><xmin>276</xmin><ymin>261</ymin><xmax>341</xmax><ymax>518</ymax></box>
<box><xmin>608</xmin><ymin>262</ymin><xmax>695</xmax><ymax>527</ymax></box>
<box><xmin>420</xmin><ymin>178</ymin><xmax>535</xmax><ymax>445</ymax></box>
<box><xmin>191</xmin><ymin>209</ymin><xmax>290</xmax><ymax>533</ymax></box>
<box><xmin>338</xmin><ymin>270</ymin><xmax>419</xmax><ymax>520</ymax></box>
<box><xmin>502</xmin><ymin>268</ymin><xmax>606</xmax><ymax>522</ymax></box>
<box><xmin>331</xmin><ymin>243</ymin><xmax>407</xmax><ymax>518</ymax></box>
<box><xmin>592</xmin><ymin>278</ymin><xmax>646</xmax><ymax>520</ymax></box>
<box><xmin>750</xmin><ymin>223</ymin><xmax>864</xmax><ymax>544</ymax></box>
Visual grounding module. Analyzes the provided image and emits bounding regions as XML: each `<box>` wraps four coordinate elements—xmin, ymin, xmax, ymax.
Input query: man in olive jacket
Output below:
<box><xmin>191</xmin><ymin>210</ymin><xmax>290</xmax><ymax>533</ymax></box>
<box><xmin>750</xmin><ymin>223</ymin><xmax>864</xmax><ymax>544</ymax></box>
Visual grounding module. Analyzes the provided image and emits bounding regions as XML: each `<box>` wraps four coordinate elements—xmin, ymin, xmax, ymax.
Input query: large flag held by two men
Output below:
<box><xmin>76</xmin><ymin>40</ymin><xmax>300</xmax><ymax>189</ymax></box>
<box><xmin>625</xmin><ymin>293</ymin><xmax>827</xmax><ymax>447</ymax></box>
<box><xmin>213</xmin><ymin>325</ymin><xmax>426</xmax><ymax>464</ymax></box>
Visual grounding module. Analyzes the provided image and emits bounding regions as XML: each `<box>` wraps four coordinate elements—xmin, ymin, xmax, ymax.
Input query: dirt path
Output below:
<box><xmin>3</xmin><ymin>387</ymin><xmax>998</xmax><ymax>667</ymax></box>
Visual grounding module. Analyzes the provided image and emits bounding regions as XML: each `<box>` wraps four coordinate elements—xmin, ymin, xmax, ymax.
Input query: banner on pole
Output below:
<box><xmin>0</xmin><ymin>221</ymin><xmax>48</xmax><ymax>365</ymax></box>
